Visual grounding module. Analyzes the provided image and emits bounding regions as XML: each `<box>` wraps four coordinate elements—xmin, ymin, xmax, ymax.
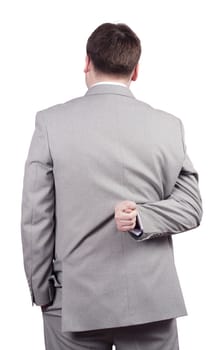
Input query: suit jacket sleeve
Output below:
<box><xmin>129</xmin><ymin>119</ymin><xmax>203</xmax><ymax>241</ymax></box>
<box><xmin>20</xmin><ymin>111</ymin><xmax>55</xmax><ymax>305</ymax></box>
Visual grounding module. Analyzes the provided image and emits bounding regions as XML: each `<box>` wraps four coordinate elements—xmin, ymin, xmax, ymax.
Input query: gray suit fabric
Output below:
<box><xmin>21</xmin><ymin>84</ymin><xmax>203</xmax><ymax>332</ymax></box>
<box><xmin>42</xmin><ymin>314</ymin><xmax>179</xmax><ymax>350</ymax></box>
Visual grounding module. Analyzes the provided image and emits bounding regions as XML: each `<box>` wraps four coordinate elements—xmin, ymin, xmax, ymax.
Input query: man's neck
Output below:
<box><xmin>90</xmin><ymin>81</ymin><xmax>129</xmax><ymax>88</ymax></box>
<box><xmin>87</xmin><ymin>72</ymin><xmax>131</xmax><ymax>89</ymax></box>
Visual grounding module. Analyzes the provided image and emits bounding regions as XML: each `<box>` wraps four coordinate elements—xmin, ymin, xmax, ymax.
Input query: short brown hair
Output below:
<box><xmin>86</xmin><ymin>23</ymin><xmax>141</xmax><ymax>77</ymax></box>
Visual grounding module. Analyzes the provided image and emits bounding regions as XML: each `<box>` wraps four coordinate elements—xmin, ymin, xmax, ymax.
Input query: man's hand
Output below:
<box><xmin>114</xmin><ymin>200</ymin><xmax>137</xmax><ymax>232</ymax></box>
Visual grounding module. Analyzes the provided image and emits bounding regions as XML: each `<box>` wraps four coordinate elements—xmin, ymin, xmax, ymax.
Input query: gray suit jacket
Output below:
<box><xmin>21</xmin><ymin>84</ymin><xmax>203</xmax><ymax>332</ymax></box>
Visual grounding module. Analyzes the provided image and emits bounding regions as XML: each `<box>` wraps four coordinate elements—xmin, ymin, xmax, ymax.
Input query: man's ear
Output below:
<box><xmin>131</xmin><ymin>64</ymin><xmax>139</xmax><ymax>81</ymax></box>
<box><xmin>84</xmin><ymin>55</ymin><xmax>91</xmax><ymax>73</ymax></box>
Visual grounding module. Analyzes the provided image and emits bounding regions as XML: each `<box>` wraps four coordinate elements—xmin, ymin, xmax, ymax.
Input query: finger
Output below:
<box><xmin>116</xmin><ymin>200</ymin><xmax>136</xmax><ymax>212</ymax></box>
<box><xmin>118</xmin><ymin>210</ymin><xmax>137</xmax><ymax>220</ymax></box>
<box><xmin>124</xmin><ymin>200</ymin><xmax>137</xmax><ymax>210</ymax></box>
<box><xmin>119</xmin><ymin>220</ymin><xmax>134</xmax><ymax>225</ymax></box>
<box><xmin>124</xmin><ymin>208</ymin><xmax>132</xmax><ymax>213</ymax></box>
<box><xmin>121</xmin><ymin>218</ymin><xmax>136</xmax><ymax>225</ymax></box>
<box><xmin>120</xmin><ymin>218</ymin><xmax>136</xmax><ymax>226</ymax></box>
<box><xmin>119</xmin><ymin>224</ymin><xmax>136</xmax><ymax>231</ymax></box>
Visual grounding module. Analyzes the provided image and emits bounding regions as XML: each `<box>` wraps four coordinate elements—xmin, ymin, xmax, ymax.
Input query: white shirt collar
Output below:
<box><xmin>90</xmin><ymin>81</ymin><xmax>128</xmax><ymax>88</ymax></box>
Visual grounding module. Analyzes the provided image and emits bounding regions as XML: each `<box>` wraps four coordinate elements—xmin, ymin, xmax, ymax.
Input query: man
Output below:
<box><xmin>21</xmin><ymin>23</ymin><xmax>203</xmax><ymax>349</ymax></box>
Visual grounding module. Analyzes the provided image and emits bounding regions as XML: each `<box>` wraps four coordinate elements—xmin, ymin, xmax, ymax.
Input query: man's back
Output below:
<box><xmin>24</xmin><ymin>84</ymin><xmax>189</xmax><ymax>331</ymax></box>
<box><xmin>46</xmin><ymin>84</ymin><xmax>184</xmax><ymax>257</ymax></box>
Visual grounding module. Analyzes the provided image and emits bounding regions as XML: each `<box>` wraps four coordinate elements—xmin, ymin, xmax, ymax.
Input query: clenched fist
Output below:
<box><xmin>114</xmin><ymin>200</ymin><xmax>137</xmax><ymax>232</ymax></box>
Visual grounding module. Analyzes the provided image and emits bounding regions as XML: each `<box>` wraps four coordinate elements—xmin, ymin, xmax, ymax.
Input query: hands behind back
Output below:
<box><xmin>114</xmin><ymin>200</ymin><xmax>137</xmax><ymax>232</ymax></box>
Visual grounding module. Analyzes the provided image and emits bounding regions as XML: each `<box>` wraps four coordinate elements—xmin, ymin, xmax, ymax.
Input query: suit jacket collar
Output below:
<box><xmin>85</xmin><ymin>84</ymin><xmax>135</xmax><ymax>99</ymax></box>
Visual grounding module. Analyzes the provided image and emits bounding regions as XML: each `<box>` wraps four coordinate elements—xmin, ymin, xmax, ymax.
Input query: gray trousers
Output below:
<box><xmin>42</xmin><ymin>313</ymin><xmax>179</xmax><ymax>350</ymax></box>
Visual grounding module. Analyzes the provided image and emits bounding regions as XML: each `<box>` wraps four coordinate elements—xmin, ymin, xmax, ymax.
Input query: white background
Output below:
<box><xmin>0</xmin><ymin>0</ymin><xmax>215</xmax><ymax>349</ymax></box>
